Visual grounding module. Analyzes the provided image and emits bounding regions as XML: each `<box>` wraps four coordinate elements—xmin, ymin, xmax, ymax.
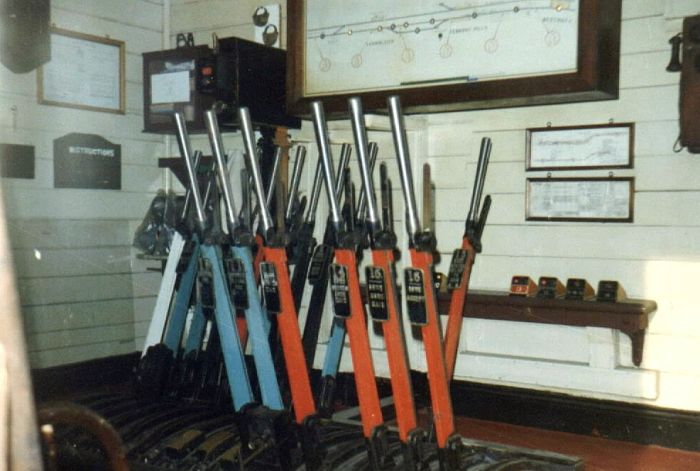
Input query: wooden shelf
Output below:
<box><xmin>436</xmin><ymin>290</ymin><xmax>656</xmax><ymax>367</ymax></box>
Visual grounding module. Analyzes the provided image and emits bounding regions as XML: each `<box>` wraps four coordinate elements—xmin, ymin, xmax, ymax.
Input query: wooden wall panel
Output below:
<box><xmin>1</xmin><ymin>0</ymin><xmax>166</xmax><ymax>368</ymax></box>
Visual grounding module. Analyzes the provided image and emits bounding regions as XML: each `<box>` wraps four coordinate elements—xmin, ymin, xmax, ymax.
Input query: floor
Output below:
<box><xmin>454</xmin><ymin>416</ymin><xmax>700</xmax><ymax>471</ymax></box>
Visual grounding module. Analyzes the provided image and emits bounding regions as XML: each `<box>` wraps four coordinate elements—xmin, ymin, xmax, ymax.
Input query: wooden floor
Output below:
<box><xmin>454</xmin><ymin>417</ymin><xmax>700</xmax><ymax>471</ymax></box>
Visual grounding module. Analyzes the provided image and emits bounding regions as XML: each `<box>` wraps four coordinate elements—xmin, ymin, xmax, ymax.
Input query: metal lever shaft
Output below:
<box><xmin>311</xmin><ymin>101</ymin><xmax>342</xmax><ymax>231</ymax></box>
<box><xmin>379</xmin><ymin>163</ymin><xmax>393</xmax><ymax>232</ymax></box>
<box><xmin>174</xmin><ymin>112</ymin><xmax>206</xmax><ymax>232</ymax></box>
<box><xmin>336</xmin><ymin>144</ymin><xmax>351</xmax><ymax>201</ymax></box>
<box><xmin>285</xmin><ymin>146</ymin><xmax>306</xmax><ymax>222</ymax></box>
<box><xmin>356</xmin><ymin>142</ymin><xmax>378</xmax><ymax>224</ymax></box>
<box><xmin>467</xmin><ymin>137</ymin><xmax>492</xmax><ymax>227</ymax></box>
<box><xmin>349</xmin><ymin>97</ymin><xmax>380</xmax><ymax>232</ymax></box>
<box><xmin>238</xmin><ymin>107</ymin><xmax>274</xmax><ymax>235</ymax></box>
<box><xmin>180</xmin><ymin>150</ymin><xmax>202</xmax><ymax>224</ymax></box>
<box><xmin>205</xmin><ymin>110</ymin><xmax>238</xmax><ymax>233</ymax></box>
<box><xmin>387</xmin><ymin>96</ymin><xmax>421</xmax><ymax>242</ymax></box>
<box><xmin>305</xmin><ymin>159</ymin><xmax>324</xmax><ymax>224</ymax></box>
<box><xmin>267</xmin><ymin>146</ymin><xmax>282</xmax><ymax>207</ymax></box>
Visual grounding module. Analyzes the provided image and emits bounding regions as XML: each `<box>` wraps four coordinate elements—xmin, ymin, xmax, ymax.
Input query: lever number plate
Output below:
<box><xmin>197</xmin><ymin>258</ymin><xmax>215</xmax><ymax>311</ymax></box>
<box><xmin>446</xmin><ymin>248</ymin><xmax>469</xmax><ymax>290</ymax></box>
<box><xmin>226</xmin><ymin>258</ymin><xmax>249</xmax><ymax>309</ymax></box>
<box><xmin>329</xmin><ymin>263</ymin><xmax>351</xmax><ymax>318</ymax></box>
<box><xmin>404</xmin><ymin>268</ymin><xmax>428</xmax><ymax>326</ymax></box>
<box><xmin>365</xmin><ymin>265</ymin><xmax>388</xmax><ymax>321</ymax></box>
<box><xmin>260</xmin><ymin>262</ymin><xmax>281</xmax><ymax>313</ymax></box>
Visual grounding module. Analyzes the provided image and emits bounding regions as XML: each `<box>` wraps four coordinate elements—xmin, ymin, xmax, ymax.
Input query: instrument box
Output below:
<box><xmin>142</xmin><ymin>37</ymin><xmax>300</xmax><ymax>134</ymax></box>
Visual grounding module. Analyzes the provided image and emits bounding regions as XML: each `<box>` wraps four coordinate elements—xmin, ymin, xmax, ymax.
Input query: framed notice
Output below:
<box><xmin>287</xmin><ymin>0</ymin><xmax>622</xmax><ymax>116</ymax></box>
<box><xmin>38</xmin><ymin>27</ymin><xmax>125</xmax><ymax>114</ymax></box>
<box><xmin>526</xmin><ymin>177</ymin><xmax>634</xmax><ymax>223</ymax></box>
<box><xmin>527</xmin><ymin>123</ymin><xmax>634</xmax><ymax>170</ymax></box>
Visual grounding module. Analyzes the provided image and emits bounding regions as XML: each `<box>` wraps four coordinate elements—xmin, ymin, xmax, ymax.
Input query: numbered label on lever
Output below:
<box><xmin>260</xmin><ymin>262</ymin><xmax>281</xmax><ymax>313</ymax></box>
<box><xmin>446</xmin><ymin>248</ymin><xmax>470</xmax><ymax>290</ymax></box>
<box><xmin>365</xmin><ymin>266</ymin><xmax>389</xmax><ymax>322</ymax></box>
<box><xmin>225</xmin><ymin>258</ymin><xmax>248</xmax><ymax>310</ymax></box>
<box><xmin>404</xmin><ymin>268</ymin><xmax>428</xmax><ymax>326</ymax></box>
<box><xmin>329</xmin><ymin>263</ymin><xmax>351</xmax><ymax>318</ymax></box>
<box><xmin>197</xmin><ymin>258</ymin><xmax>215</xmax><ymax>311</ymax></box>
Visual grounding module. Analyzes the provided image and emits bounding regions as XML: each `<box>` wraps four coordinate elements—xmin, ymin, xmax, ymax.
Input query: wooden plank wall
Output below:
<box><xmin>0</xmin><ymin>0</ymin><xmax>166</xmax><ymax>368</ymax></box>
<box><xmin>423</xmin><ymin>0</ymin><xmax>700</xmax><ymax>412</ymax></box>
<box><xmin>172</xmin><ymin>0</ymin><xmax>700</xmax><ymax>412</ymax></box>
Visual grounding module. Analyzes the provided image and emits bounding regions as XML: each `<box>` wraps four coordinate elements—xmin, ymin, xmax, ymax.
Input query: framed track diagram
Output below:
<box><xmin>287</xmin><ymin>0</ymin><xmax>621</xmax><ymax>115</ymax></box>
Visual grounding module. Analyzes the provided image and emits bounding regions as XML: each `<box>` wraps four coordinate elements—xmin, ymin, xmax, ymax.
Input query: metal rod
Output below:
<box><xmin>310</xmin><ymin>101</ymin><xmax>342</xmax><ymax>228</ymax></box>
<box><xmin>467</xmin><ymin>137</ymin><xmax>492</xmax><ymax>226</ymax></box>
<box><xmin>266</xmin><ymin>146</ymin><xmax>283</xmax><ymax>207</ymax></box>
<box><xmin>379</xmin><ymin>162</ymin><xmax>393</xmax><ymax>231</ymax></box>
<box><xmin>238</xmin><ymin>107</ymin><xmax>273</xmax><ymax>235</ymax></box>
<box><xmin>173</xmin><ymin>112</ymin><xmax>206</xmax><ymax>231</ymax></box>
<box><xmin>180</xmin><ymin>150</ymin><xmax>202</xmax><ymax>223</ymax></box>
<box><xmin>356</xmin><ymin>142</ymin><xmax>377</xmax><ymax>224</ymax></box>
<box><xmin>423</xmin><ymin>163</ymin><xmax>433</xmax><ymax>233</ymax></box>
<box><xmin>304</xmin><ymin>158</ymin><xmax>324</xmax><ymax>224</ymax></box>
<box><xmin>348</xmin><ymin>97</ymin><xmax>380</xmax><ymax>230</ymax></box>
<box><xmin>205</xmin><ymin>110</ymin><xmax>238</xmax><ymax>232</ymax></box>
<box><xmin>285</xmin><ymin>146</ymin><xmax>306</xmax><ymax>222</ymax></box>
<box><xmin>240</xmin><ymin>168</ymin><xmax>251</xmax><ymax>228</ymax></box>
<box><xmin>250</xmin><ymin>145</ymin><xmax>282</xmax><ymax>225</ymax></box>
<box><xmin>387</xmin><ymin>95</ymin><xmax>421</xmax><ymax>240</ymax></box>
<box><xmin>335</xmin><ymin>143</ymin><xmax>351</xmax><ymax>201</ymax></box>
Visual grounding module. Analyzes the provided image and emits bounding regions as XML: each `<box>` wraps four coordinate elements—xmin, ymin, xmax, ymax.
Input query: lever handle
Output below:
<box><xmin>266</xmin><ymin>146</ymin><xmax>283</xmax><ymax>207</ymax></box>
<box><xmin>355</xmin><ymin>142</ymin><xmax>378</xmax><ymax>224</ymax></box>
<box><xmin>173</xmin><ymin>112</ymin><xmax>206</xmax><ymax>232</ymax></box>
<box><xmin>380</xmin><ymin>162</ymin><xmax>393</xmax><ymax>232</ymax></box>
<box><xmin>475</xmin><ymin>194</ymin><xmax>492</xmax><ymax>241</ymax></box>
<box><xmin>467</xmin><ymin>137</ymin><xmax>492</xmax><ymax>227</ymax></box>
<box><xmin>311</xmin><ymin>101</ymin><xmax>342</xmax><ymax>230</ymax></box>
<box><xmin>285</xmin><ymin>146</ymin><xmax>306</xmax><ymax>223</ymax></box>
<box><xmin>387</xmin><ymin>96</ymin><xmax>421</xmax><ymax>242</ymax></box>
<box><xmin>205</xmin><ymin>110</ymin><xmax>238</xmax><ymax>233</ymax></box>
<box><xmin>335</xmin><ymin>143</ymin><xmax>351</xmax><ymax>202</ymax></box>
<box><xmin>240</xmin><ymin>168</ymin><xmax>252</xmax><ymax>229</ymax></box>
<box><xmin>250</xmin><ymin>145</ymin><xmax>283</xmax><ymax>227</ymax></box>
<box><xmin>305</xmin><ymin>158</ymin><xmax>324</xmax><ymax>224</ymax></box>
<box><xmin>238</xmin><ymin>107</ymin><xmax>274</xmax><ymax>235</ymax></box>
<box><xmin>179</xmin><ymin>150</ymin><xmax>202</xmax><ymax>224</ymax></box>
<box><xmin>349</xmin><ymin>97</ymin><xmax>380</xmax><ymax>231</ymax></box>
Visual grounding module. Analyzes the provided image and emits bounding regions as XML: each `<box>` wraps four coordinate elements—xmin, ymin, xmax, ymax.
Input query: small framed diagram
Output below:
<box><xmin>526</xmin><ymin>123</ymin><xmax>634</xmax><ymax>171</ymax></box>
<box><xmin>526</xmin><ymin>177</ymin><xmax>634</xmax><ymax>223</ymax></box>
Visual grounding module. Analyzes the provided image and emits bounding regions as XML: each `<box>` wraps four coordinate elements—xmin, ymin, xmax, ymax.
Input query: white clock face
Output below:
<box><xmin>303</xmin><ymin>0</ymin><xmax>580</xmax><ymax>96</ymax></box>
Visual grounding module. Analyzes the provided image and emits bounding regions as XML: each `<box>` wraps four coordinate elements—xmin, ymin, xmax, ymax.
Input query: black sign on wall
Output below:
<box><xmin>0</xmin><ymin>143</ymin><xmax>35</xmax><ymax>179</ymax></box>
<box><xmin>54</xmin><ymin>133</ymin><xmax>121</xmax><ymax>189</ymax></box>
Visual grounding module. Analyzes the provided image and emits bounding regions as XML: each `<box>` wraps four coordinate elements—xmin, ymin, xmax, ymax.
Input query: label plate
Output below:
<box><xmin>260</xmin><ymin>262</ymin><xmax>281</xmax><ymax>313</ymax></box>
<box><xmin>404</xmin><ymin>268</ymin><xmax>427</xmax><ymax>326</ymax></box>
<box><xmin>329</xmin><ymin>263</ymin><xmax>351</xmax><ymax>318</ymax></box>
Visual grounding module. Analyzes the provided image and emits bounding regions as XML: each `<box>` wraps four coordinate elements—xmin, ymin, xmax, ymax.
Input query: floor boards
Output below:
<box><xmin>455</xmin><ymin>416</ymin><xmax>700</xmax><ymax>471</ymax></box>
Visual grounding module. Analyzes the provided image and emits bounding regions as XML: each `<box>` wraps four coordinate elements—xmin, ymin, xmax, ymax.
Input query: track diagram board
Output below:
<box><xmin>303</xmin><ymin>0</ymin><xmax>580</xmax><ymax>96</ymax></box>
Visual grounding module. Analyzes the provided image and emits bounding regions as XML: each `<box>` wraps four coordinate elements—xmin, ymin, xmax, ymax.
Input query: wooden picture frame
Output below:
<box><xmin>526</xmin><ymin>123</ymin><xmax>634</xmax><ymax>171</ymax></box>
<box><xmin>38</xmin><ymin>27</ymin><xmax>125</xmax><ymax>114</ymax></box>
<box><xmin>286</xmin><ymin>0</ymin><xmax>621</xmax><ymax>117</ymax></box>
<box><xmin>526</xmin><ymin>177</ymin><xmax>634</xmax><ymax>223</ymax></box>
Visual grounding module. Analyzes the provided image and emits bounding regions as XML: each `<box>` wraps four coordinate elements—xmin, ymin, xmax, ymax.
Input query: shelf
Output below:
<box><xmin>437</xmin><ymin>290</ymin><xmax>656</xmax><ymax>367</ymax></box>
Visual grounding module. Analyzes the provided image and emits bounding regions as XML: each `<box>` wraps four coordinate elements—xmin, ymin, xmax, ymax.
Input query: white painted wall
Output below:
<box><xmin>0</xmin><ymin>0</ymin><xmax>166</xmax><ymax>368</ymax></box>
<box><xmin>170</xmin><ymin>0</ymin><xmax>700</xmax><ymax>413</ymax></box>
